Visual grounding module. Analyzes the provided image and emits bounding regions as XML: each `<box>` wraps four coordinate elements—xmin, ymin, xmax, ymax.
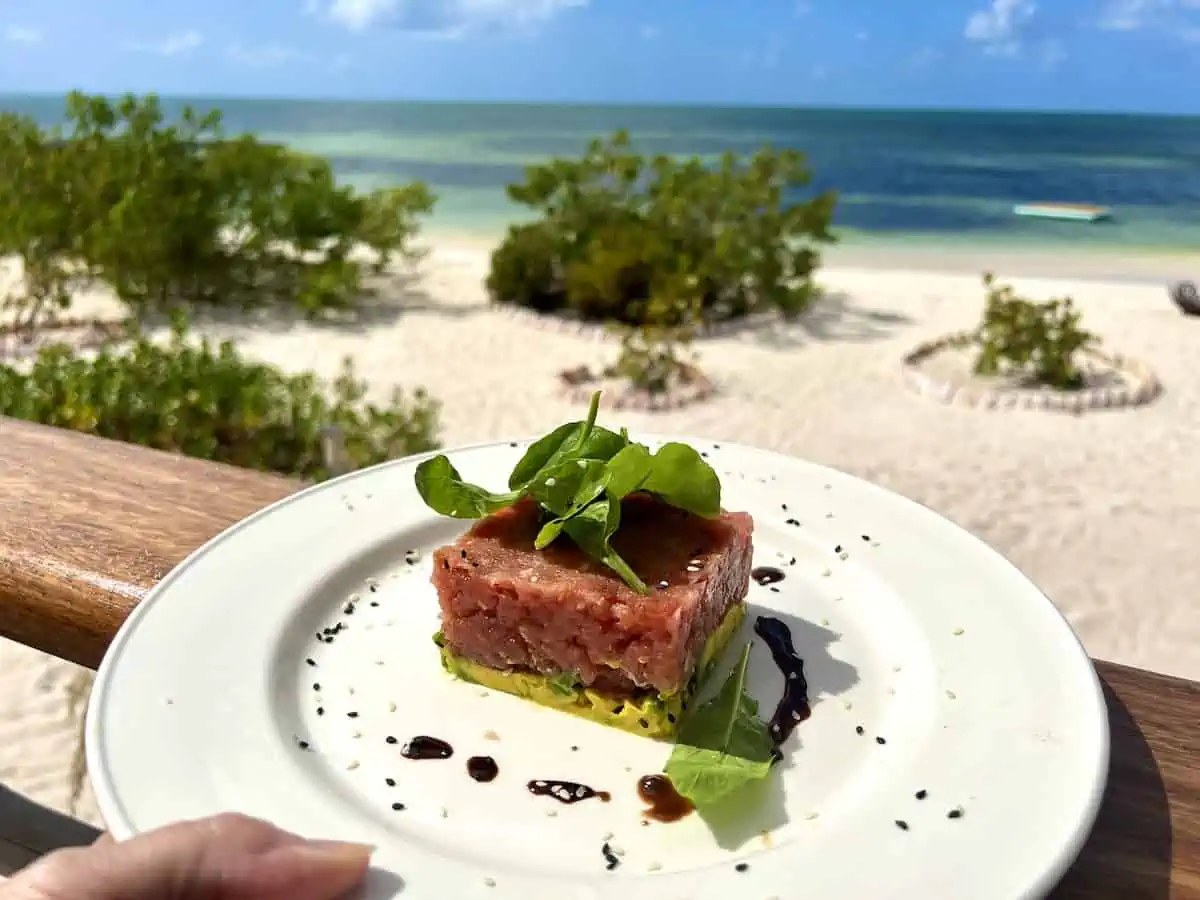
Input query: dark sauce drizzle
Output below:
<box><xmin>750</xmin><ymin>565</ymin><xmax>786</xmax><ymax>586</ymax></box>
<box><xmin>527</xmin><ymin>779</ymin><xmax>611</xmax><ymax>804</ymax></box>
<box><xmin>466</xmin><ymin>756</ymin><xmax>499</xmax><ymax>783</ymax></box>
<box><xmin>400</xmin><ymin>736</ymin><xmax>454</xmax><ymax>760</ymax></box>
<box><xmin>753</xmin><ymin>616</ymin><xmax>812</xmax><ymax>747</ymax></box>
<box><xmin>637</xmin><ymin>774</ymin><xmax>695</xmax><ymax>823</ymax></box>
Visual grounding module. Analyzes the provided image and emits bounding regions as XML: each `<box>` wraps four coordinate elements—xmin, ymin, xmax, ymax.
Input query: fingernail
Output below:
<box><xmin>296</xmin><ymin>839</ymin><xmax>375</xmax><ymax>865</ymax></box>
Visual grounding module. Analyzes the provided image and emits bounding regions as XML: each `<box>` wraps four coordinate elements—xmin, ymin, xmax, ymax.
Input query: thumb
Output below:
<box><xmin>8</xmin><ymin>812</ymin><xmax>373</xmax><ymax>900</ymax></box>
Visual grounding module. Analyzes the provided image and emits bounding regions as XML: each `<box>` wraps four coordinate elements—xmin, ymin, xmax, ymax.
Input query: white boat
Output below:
<box><xmin>1012</xmin><ymin>202</ymin><xmax>1112</xmax><ymax>223</ymax></box>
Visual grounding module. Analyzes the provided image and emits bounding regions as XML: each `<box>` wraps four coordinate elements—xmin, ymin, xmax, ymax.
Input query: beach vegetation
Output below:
<box><xmin>0</xmin><ymin>316</ymin><xmax>441</xmax><ymax>481</ymax></box>
<box><xmin>972</xmin><ymin>273</ymin><xmax>1098</xmax><ymax>390</ymax></box>
<box><xmin>0</xmin><ymin>91</ymin><xmax>434</xmax><ymax>331</ymax></box>
<box><xmin>486</xmin><ymin>130</ymin><xmax>837</xmax><ymax>328</ymax></box>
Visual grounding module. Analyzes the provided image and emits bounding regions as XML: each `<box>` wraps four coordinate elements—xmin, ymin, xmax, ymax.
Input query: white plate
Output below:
<box><xmin>86</xmin><ymin>436</ymin><xmax>1108</xmax><ymax>900</ymax></box>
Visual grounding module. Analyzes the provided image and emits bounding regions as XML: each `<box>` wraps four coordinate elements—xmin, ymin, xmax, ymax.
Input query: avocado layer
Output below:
<box><xmin>433</xmin><ymin>603</ymin><xmax>747</xmax><ymax>739</ymax></box>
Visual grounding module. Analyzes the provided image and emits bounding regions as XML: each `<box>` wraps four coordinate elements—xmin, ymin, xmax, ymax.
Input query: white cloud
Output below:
<box><xmin>638</xmin><ymin>24</ymin><xmax>660</xmax><ymax>40</ymax></box>
<box><xmin>124</xmin><ymin>31</ymin><xmax>204</xmax><ymax>57</ymax></box>
<box><xmin>312</xmin><ymin>0</ymin><xmax>587</xmax><ymax>36</ymax></box>
<box><xmin>227</xmin><ymin>42</ymin><xmax>310</xmax><ymax>67</ymax></box>
<box><xmin>4</xmin><ymin>25</ymin><xmax>42</xmax><ymax>44</ymax></box>
<box><xmin>855</xmin><ymin>30</ymin><xmax>869</xmax><ymax>41</ymax></box>
<box><xmin>965</xmin><ymin>0</ymin><xmax>1036</xmax><ymax>54</ymax></box>
<box><xmin>1097</xmin><ymin>0</ymin><xmax>1164</xmax><ymax>29</ymax></box>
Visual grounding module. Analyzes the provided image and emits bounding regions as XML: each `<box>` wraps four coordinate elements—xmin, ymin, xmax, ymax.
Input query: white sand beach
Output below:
<box><xmin>2</xmin><ymin>234</ymin><xmax>1198</xmax><ymax>829</ymax></box>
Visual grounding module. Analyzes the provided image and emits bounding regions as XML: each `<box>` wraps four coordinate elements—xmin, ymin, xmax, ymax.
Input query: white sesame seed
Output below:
<box><xmin>805</xmin><ymin>812</ymin><xmax>820</xmax><ymax>820</ymax></box>
<box><xmin>347</xmin><ymin>593</ymin><xmax>361</xmax><ymax>604</ymax></box>
<box><xmin>609</xmin><ymin>844</ymin><xmax>626</xmax><ymax>856</ymax></box>
<box><xmin>483</xmin><ymin>877</ymin><xmax>496</xmax><ymax>887</ymax></box>
<box><xmin>946</xmin><ymin>690</ymin><xmax>957</xmax><ymax>699</ymax></box>
<box><xmin>602</xmin><ymin>831</ymin><xmax>614</xmax><ymax>841</ymax></box>
<box><xmin>478</xmin><ymin>689</ymin><xmax>490</xmax><ymax>697</ymax></box>
<box><xmin>352</xmin><ymin>730</ymin><xmax>362</xmax><ymax>739</ymax></box>
<box><xmin>647</xmin><ymin>861</ymin><xmax>662</xmax><ymax>872</ymax></box>
<box><xmin>388</xmin><ymin>701</ymin><xmax>397</xmax><ymax>713</ymax></box>
<box><xmin>545</xmin><ymin>809</ymin><xmax>558</xmax><ymax>817</ymax></box>
<box><xmin>819</xmin><ymin>617</ymin><xmax>830</xmax><ymax>626</ymax></box>
<box><xmin>346</xmin><ymin>760</ymin><xmax>360</xmax><ymax>770</ymax></box>
<box><xmin>838</xmin><ymin>551</ymin><xmax>849</xmax><ymax>561</ymax></box>
<box><xmin>440</xmin><ymin>807</ymin><xmax>449</xmax><ymax>818</ymax></box>
<box><xmin>887</xmin><ymin>687</ymin><xmax>896</xmax><ymax>695</ymax></box>
<box><xmin>952</xmin><ymin>627</ymin><xmax>965</xmax><ymax>636</ymax></box>
<box><xmin>893</xmin><ymin>665</ymin><xmax>903</xmax><ymax>672</ymax></box>
<box><xmin>484</xmin><ymin>729</ymin><xmax>500</xmax><ymax>741</ymax></box>
<box><xmin>841</xmin><ymin>700</ymin><xmax>853</xmax><ymax>710</ymax></box>
<box><xmin>545</xmin><ymin>477</ymin><xmax>557</xmax><ymax>486</ymax></box>
<box><xmin>821</xmin><ymin>567</ymin><xmax>832</xmax><ymax>577</ymax></box>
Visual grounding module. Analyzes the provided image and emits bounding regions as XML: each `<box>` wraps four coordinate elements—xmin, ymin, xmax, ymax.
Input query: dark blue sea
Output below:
<box><xmin>4</xmin><ymin>95</ymin><xmax>1200</xmax><ymax>252</ymax></box>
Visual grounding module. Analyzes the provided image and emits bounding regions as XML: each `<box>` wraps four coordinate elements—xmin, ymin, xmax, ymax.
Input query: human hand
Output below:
<box><xmin>3</xmin><ymin>812</ymin><xmax>372</xmax><ymax>900</ymax></box>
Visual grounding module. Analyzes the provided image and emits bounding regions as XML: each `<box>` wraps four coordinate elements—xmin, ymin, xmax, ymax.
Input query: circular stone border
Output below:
<box><xmin>493</xmin><ymin>301</ymin><xmax>781</xmax><ymax>343</ymax></box>
<box><xmin>557</xmin><ymin>363</ymin><xmax>716</xmax><ymax>412</ymax></box>
<box><xmin>901</xmin><ymin>332</ymin><xmax>1163</xmax><ymax>412</ymax></box>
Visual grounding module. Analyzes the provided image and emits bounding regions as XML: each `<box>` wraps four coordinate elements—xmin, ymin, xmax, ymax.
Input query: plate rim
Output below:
<box><xmin>85</xmin><ymin>433</ymin><xmax>1111</xmax><ymax>897</ymax></box>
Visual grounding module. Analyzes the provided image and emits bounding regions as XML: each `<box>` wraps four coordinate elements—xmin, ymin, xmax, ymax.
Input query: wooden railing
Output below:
<box><xmin>1</xmin><ymin>417</ymin><xmax>1198</xmax><ymax>896</ymax></box>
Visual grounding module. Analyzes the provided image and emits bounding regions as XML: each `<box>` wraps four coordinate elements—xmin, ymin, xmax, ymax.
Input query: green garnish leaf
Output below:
<box><xmin>411</xmin><ymin>391</ymin><xmax>724</xmax><ymax>594</ymax></box>
<box><xmin>664</xmin><ymin>643</ymin><xmax>776</xmax><ymax>811</ymax></box>
<box><xmin>547</xmin><ymin>671</ymin><xmax>581</xmax><ymax>696</ymax></box>
<box><xmin>564</xmin><ymin>491</ymin><xmax>648</xmax><ymax>593</ymax></box>
<box><xmin>642</xmin><ymin>442</ymin><xmax>722</xmax><ymax>518</ymax></box>
<box><xmin>508</xmin><ymin>392</ymin><xmax>627</xmax><ymax>491</ymax></box>
<box><xmin>414</xmin><ymin>455</ymin><xmax>521</xmax><ymax>518</ymax></box>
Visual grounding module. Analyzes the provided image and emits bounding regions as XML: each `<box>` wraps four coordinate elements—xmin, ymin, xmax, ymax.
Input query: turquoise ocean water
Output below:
<box><xmin>4</xmin><ymin>95</ymin><xmax>1200</xmax><ymax>254</ymax></box>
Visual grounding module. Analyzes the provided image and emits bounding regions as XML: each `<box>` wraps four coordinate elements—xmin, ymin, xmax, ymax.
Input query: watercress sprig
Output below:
<box><xmin>412</xmin><ymin>391</ymin><xmax>722</xmax><ymax>592</ymax></box>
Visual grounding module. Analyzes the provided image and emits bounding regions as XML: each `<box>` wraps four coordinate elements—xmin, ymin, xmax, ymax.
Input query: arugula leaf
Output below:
<box><xmin>414</xmin><ymin>455</ymin><xmax>521</xmax><ymax>519</ymax></box>
<box><xmin>508</xmin><ymin>392</ymin><xmax>627</xmax><ymax>491</ymax></box>
<box><xmin>564</xmin><ymin>492</ymin><xmax>649</xmax><ymax>594</ymax></box>
<box><xmin>664</xmin><ymin>643</ymin><xmax>776</xmax><ymax>810</ymax></box>
<box><xmin>641</xmin><ymin>442</ymin><xmax>722</xmax><ymax>518</ymax></box>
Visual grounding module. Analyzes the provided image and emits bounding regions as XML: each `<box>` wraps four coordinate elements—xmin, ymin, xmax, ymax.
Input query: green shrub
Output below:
<box><xmin>486</xmin><ymin>130</ymin><xmax>836</xmax><ymax>327</ymax></box>
<box><xmin>0</xmin><ymin>92</ymin><xmax>435</xmax><ymax>327</ymax></box>
<box><xmin>0</xmin><ymin>320</ymin><xmax>441</xmax><ymax>481</ymax></box>
<box><xmin>972</xmin><ymin>273</ymin><xmax>1098</xmax><ymax>390</ymax></box>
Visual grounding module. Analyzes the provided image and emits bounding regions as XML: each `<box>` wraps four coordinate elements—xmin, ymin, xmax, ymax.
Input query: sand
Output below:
<box><xmin>1</xmin><ymin>234</ymin><xmax>1197</xmax><ymax>837</ymax></box>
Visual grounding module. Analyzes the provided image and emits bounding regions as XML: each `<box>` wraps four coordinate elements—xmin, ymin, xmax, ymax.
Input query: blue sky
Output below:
<box><xmin>0</xmin><ymin>0</ymin><xmax>1198</xmax><ymax>113</ymax></box>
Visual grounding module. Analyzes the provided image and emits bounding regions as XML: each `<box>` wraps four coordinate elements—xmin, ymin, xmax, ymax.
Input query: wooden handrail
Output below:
<box><xmin>1</xmin><ymin>417</ymin><xmax>1197</xmax><ymax>896</ymax></box>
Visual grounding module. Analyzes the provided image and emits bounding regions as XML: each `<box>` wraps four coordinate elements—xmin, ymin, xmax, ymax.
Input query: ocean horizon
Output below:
<box><xmin>4</xmin><ymin>94</ymin><xmax>1200</xmax><ymax>255</ymax></box>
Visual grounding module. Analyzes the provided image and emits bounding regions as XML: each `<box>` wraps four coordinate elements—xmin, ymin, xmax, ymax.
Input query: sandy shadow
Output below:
<box><xmin>700</xmin><ymin>604</ymin><xmax>860</xmax><ymax>851</ymax></box>
<box><xmin>1048</xmin><ymin>676</ymin><xmax>1172</xmax><ymax>898</ymax></box>
<box><xmin>138</xmin><ymin>268</ymin><xmax>482</xmax><ymax>337</ymax></box>
<box><xmin>747</xmin><ymin>291</ymin><xmax>913</xmax><ymax>349</ymax></box>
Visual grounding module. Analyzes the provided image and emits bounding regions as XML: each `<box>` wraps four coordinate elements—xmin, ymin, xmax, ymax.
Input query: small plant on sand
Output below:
<box><xmin>972</xmin><ymin>273</ymin><xmax>1098</xmax><ymax>390</ymax></box>
<box><xmin>488</xmin><ymin>130</ymin><xmax>836</xmax><ymax>326</ymax></box>
<box><xmin>0</xmin><ymin>316</ymin><xmax>440</xmax><ymax>480</ymax></box>
<box><xmin>0</xmin><ymin>91</ymin><xmax>435</xmax><ymax>329</ymax></box>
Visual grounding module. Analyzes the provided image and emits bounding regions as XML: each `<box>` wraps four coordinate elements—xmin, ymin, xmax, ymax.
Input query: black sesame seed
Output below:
<box><xmin>895</xmin><ymin>820</ymin><xmax>909</xmax><ymax>831</ymax></box>
<box><xmin>612</xmin><ymin>704</ymin><xmax>624</xmax><ymax>715</ymax></box>
<box><xmin>735</xmin><ymin>863</ymin><xmax>749</xmax><ymax>873</ymax></box>
<box><xmin>386</xmin><ymin>736</ymin><xmax>398</xmax><ymax>744</ymax></box>
<box><xmin>316</xmin><ymin>707</ymin><xmax>325</xmax><ymax>716</ymax></box>
<box><xmin>769</xmin><ymin>586</ymin><xmax>780</xmax><ymax>593</ymax></box>
<box><xmin>855</xmin><ymin>725</ymin><xmax>865</xmax><ymax>735</ymax></box>
<box><xmin>781</xmin><ymin>503</ymin><xmax>788</xmax><ymax>511</ymax></box>
<box><xmin>386</xmin><ymin>777</ymin><xmax>396</xmax><ymax>786</ymax></box>
<box><xmin>948</xmin><ymin>808</ymin><xmax>963</xmax><ymax>819</ymax></box>
<box><xmin>861</xmin><ymin>534</ymin><xmax>871</xmax><ymax>541</ymax></box>
<box><xmin>391</xmin><ymin>802</ymin><xmax>406</xmax><ymax>811</ymax></box>
<box><xmin>369</xmin><ymin>584</ymin><xmax>378</xmax><ymax>593</ymax></box>
<box><xmin>344</xmin><ymin>604</ymin><xmax>355</xmax><ymax>614</ymax></box>
<box><xmin>509</xmin><ymin>441</ymin><xmax>518</xmax><ymax>447</ymax></box>
<box><xmin>700</xmin><ymin>451</ymin><xmax>709</xmax><ymax>458</ymax></box>
<box><xmin>305</xmin><ymin>658</ymin><xmax>316</xmax><ymax>667</ymax></box>
<box><xmin>312</xmin><ymin>683</ymin><xmax>321</xmax><ymax>691</ymax></box>
<box><xmin>348</xmin><ymin>711</ymin><xmax>359</xmax><ymax>718</ymax></box>
<box><xmin>712</xmin><ymin>444</ymin><xmax>721</xmax><ymax>449</ymax></box>
<box><xmin>638</xmin><ymin>718</ymin><xmax>650</xmax><ymax>729</ymax></box>
<box><xmin>460</xmin><ymin>549</ymin><xmax>467</xmax><ymax>559</ymax></box>
<box><xmin>834</xmin><ymin>544</ymin><xmax>843</xmax><ymax>554</ymax></box>
<box><xmin>570</xmin><ymin>745</ymin><xmax>579</xmax><ymax>751</ymax></box>
<box><xmin>667</xmin><ymin>713</ymin><xmax>677</xmax><ymax>724</ymax></box>
<box><xmin>297</xmin><ymin>740</ymin><xmax>310</xmax><ymax>750</ymax></box>
<box><xmin>370</xmin><ymin>601</ymin><xmax>379</xmax><ymax>607</ymax></box>
<box><xmin>876</xmin><ymin>736</ymin><xmax>886</xmax><ymax>745</ymax></box>
<box><xmin>915</xmin><ymin>789</ymin><xmax>927</xmax><ymax>800</ymax></box>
